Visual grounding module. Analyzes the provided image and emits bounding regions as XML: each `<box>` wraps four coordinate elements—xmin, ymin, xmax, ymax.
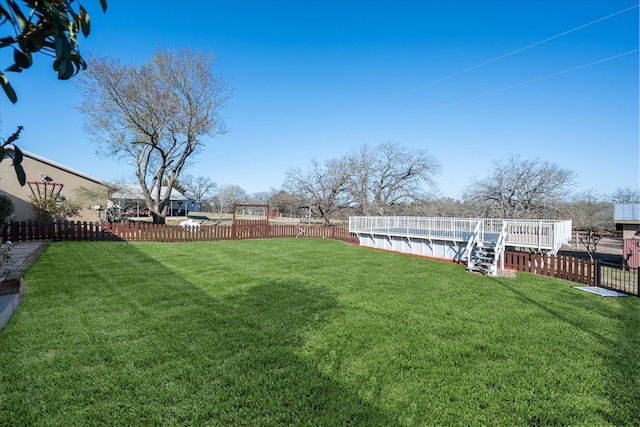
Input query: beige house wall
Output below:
<box><xmin>620</xmin><ymin>223</ymin><xmax>640</xmax><ymax>240</ymax></box>
<box><xmin>0</xmin><ymin>151</ymin><xmax>111</xmax><ymax>222</ymax></box>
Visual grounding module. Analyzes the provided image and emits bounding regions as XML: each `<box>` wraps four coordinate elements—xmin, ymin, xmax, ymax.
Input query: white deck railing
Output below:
<box><xmin>501</xmin><ymin>219</ymin><xmax>572</xmax><ymax>253</ymax></box>
<box><xmin>348</xmin><ymin>216</ymin><xmax>483</xmax><ymax>242</ymax></box>
<box><xmin>349</xmin><ymin>216</ymin><xmax>572</xmax><ymax>253</ymax></box>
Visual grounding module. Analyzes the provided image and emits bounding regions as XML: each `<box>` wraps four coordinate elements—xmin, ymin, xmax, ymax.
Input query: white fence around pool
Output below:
<box><xmin>348</xmin><ymin>216</ymin><xmax>572</xmax><ymax>262</ymax></box>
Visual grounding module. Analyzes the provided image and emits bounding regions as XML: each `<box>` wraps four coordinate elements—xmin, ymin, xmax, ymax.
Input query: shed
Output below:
<box><xmin>614</xmin><ymin>203</ymin><xmax>640</xmax><ymax>268</ymax></box>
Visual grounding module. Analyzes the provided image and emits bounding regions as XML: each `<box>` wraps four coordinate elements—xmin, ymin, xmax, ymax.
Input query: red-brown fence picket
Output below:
<box><xmin>1</xmin><ymin>220</ymin><xmax>357</xmax><ymax>245</ymax></box>
<box><xmin>233</xmin><ymin>220</ymin><xmax>269</xmax><ymax>240</ymax></box>
<box><xmin>2</xmin><ymin>220</ymin><xmax>635</xmax><ymax>294</ymax></box>
<box><xmin>504</xmin><ymin>251</ymin><xmax>596</xmax><ymax>286</ymax></box>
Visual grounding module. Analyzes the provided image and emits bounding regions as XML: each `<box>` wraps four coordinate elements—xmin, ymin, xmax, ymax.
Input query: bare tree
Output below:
<box><xmin>611</xmin><ymin>187</ymin><xmax>640</xmax><ymax>203</ymax></box>
<box><xmin>77</xmin><ymin>48</ymin><xmax>232</xmax><ymax>223</ymax></box>
<box><xmin>462</xmin><ymin>155</ymin><xmax>575</xmax><ymax>218</ymax></box>
<box><xmin>283</xmin><ymin>158</ymin><xmax>349</xmax><ymax>225</ymax></box>
<box><xmin>268</xmin><ymin>189</ymin><xmax>299</xmax><ymax>216</ymax></box>
<box><xmin>345</xmin><ymin>142</ymin><xmax>440</xmax><ymax>215</ymax></box>
<box><xmin>216</xmin><ymin>185</ymin><xmax>247</xmax><ymax>215</ymax></box>
<box><xmin>413</xmin><ymin>197</ymin><xmax>475</xmax><ymax>218</ymax></box>
<box><xmin>579</xmin><ymin>229</ymin><xmax>602</xmax><ymax>261</ymax></box>
<box><xmin>247</xmin><ymin>191</ymin><xmax>270</xmax><ymax>205</ymax></box>
<box><xmin>566</xmin><ymin>190</ymin><xmax>612</xmax><ymax>231</ymax></box>
<box><xmin>282</xmin><ymin>142</ymin><xmax>439</xmax><ymax>223</ymax></box>
<box><xmin>178</xmin><ymin>175</ymin><xmax>218</xmax><ymax>206</ymax></box>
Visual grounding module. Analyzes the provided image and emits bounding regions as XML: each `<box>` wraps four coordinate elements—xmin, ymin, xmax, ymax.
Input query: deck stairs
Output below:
<box><xmin>466</xmin><ymin>221</ymin><xmax>507</xmax><ymax>276</ymax></box>
<box><xmin>467</xmin><ymin>241</ymin><xmax>498</xmax><ymax>275</ymax></box>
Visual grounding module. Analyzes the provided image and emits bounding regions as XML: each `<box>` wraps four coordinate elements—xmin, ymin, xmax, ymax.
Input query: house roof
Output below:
<box><xmin>112</xmin><ymin>183</ymin><xmax>188</xmax><ymax>201</ymax></box>
<box><xmin>22</xmin><ymin>150</ymin><xmax>108</xmax><ymax>186</ymax></box>
<box><xmin>614</xmin><ymin>203</ymin><xmax>640</xmax><ymax>223</ymax></box>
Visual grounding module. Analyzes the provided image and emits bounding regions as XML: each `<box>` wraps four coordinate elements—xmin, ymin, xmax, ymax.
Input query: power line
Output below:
<box><xmin>373</xmin><ymin>3</ymin><xmax>639</xmax><ymax>107</ymax></box>
<box><xmin>425</xmin><ymin>49</ymin><xmax>639</xmax><ymax>112</ymax></box>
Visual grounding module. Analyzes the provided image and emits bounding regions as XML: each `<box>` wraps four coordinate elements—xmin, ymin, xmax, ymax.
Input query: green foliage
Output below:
<box><xmin>1</xmin><ymin>1</ymin><xmax>107</xmax><ymax>188</ymax></box>
<box><xmin>0</xmin><ymin>126</ymin><xmax>26</xmax><ymax>186</ymax></box>
<box><xmin>0</xmin><ymin>71</ymin><xmax>16</xmax><ymax>102</ymax></box>
<box><xmin>0</xmin><ymin>194</ymin><xmax>13</xmax><ymax>222</ymax></box>
<box><xmin>0</xmin><ymin>0</ymin><xmax>108</xmax><ymax>103</ymax></box>
<box><xmin>1</xmin><ymin>239</ymin><xmax>638</xmax><ymax>425</ymax></box>
<box><xmin>29</xmin><ymin>192</ymin><xmax>80</xmax><ymax>222</ymax></box>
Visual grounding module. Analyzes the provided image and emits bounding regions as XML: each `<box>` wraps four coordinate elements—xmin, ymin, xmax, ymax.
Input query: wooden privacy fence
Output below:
<box><xmin>504</xmin><ymin>251</ymin><xmax>596</xmax><ymax>286</ymax></box>
<box><xmin>3</xmin><ymin>221</ymin><xmax>635</xmax><ymax>295</ymax></box>
<box><xmin>1</xmin><ymin>220</ymin><xmax>359</xmax><ymax>245</ymax></box>
<box><xmin>504</xmin><ymin>251</ymin><xmax>639</xmax><ymax>296</ymax></box>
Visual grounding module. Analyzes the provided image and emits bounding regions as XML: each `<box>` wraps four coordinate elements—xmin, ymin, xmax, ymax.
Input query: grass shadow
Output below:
<box><xmin>490</xmin><ymin>274</ymin><xmax>640</xmax><ymax>424</ymax></box>
<box><xmin>4</xmin><ymin>240</ymin><xmax>640</xmax><ymax>425</ymax></box>
<box><xmin>0</xmin><ymin>242</ymin><xmax>396</xmax><ymax>426</ymax></box>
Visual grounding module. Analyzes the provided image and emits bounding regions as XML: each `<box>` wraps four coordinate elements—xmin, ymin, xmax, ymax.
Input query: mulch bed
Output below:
<box><xmin>0</xmin><ymin>277</ymin><xmax>22</xmax><ymax>296</ymax></box>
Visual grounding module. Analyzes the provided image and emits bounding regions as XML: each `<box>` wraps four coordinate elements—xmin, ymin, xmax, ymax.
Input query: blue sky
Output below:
<box><xmin>0</xmin><ymin>0</ymin><xmax>638</xmax><ymax>199</ymax></box>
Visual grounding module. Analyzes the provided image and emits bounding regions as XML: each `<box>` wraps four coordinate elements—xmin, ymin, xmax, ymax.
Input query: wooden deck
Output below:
<box><xmin>349</xmin><ymin>216</ymin><xmax>572</xmax><ymax>256</ymax></box>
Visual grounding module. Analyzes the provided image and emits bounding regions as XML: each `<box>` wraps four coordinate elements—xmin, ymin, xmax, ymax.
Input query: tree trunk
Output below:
<box><xmin>151</xmin><ymin>212</ymin><xmax>166</xmax><ymax>224</ymax></box>
<box><xmin>317</xmin><ymin>207</ymin><xmax>332</xmax><ymax>226</ymax></box>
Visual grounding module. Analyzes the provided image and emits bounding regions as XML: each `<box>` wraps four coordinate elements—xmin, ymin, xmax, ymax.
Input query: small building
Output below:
<box><xmin>614</xmin><ymin>203</ymin><xmax>640</xmax><ymax>268</ymax></box>
<box><xmin>110</xmin><ymin>184</ymin><xmax>200</xmax><ymax>219</ymax></box>
<box><xmin>0</xmin><ymin>150</ymin><xmax>111</xmax><ymax>222</ymax></box>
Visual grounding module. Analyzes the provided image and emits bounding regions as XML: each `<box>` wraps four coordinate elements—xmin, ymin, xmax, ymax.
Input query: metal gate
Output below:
<box><xmin>598</xmin><ymin>261</ymin><xmax>639</xmax><ymax>297</ymax></box>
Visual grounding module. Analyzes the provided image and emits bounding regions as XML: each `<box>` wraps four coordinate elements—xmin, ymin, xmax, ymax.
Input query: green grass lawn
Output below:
<box><xmin>1</xmin><ymin>239</ymin><xmax>638</xmax><ymax>426</ymax></box>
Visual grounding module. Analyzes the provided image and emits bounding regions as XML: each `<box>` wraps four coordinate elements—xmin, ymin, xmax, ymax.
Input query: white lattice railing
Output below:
<box><xmin>349</xmin><ymin>217</ymin><xmax>572</xmax><ymax>254</ymax></box>
<box><xmin>348</xmin><ymin>216</ymin><xmax>483</xmax><ymax>242</ymax></box>
<box><xmin>501</xmin><ymin>219</ymin><xmax>572</xmax><ymax>252</ymax></box>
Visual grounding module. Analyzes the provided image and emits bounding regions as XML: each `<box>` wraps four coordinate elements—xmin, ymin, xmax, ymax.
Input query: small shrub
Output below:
<box><xmin>0</xmin><ymin>195</ymin><xmax>14</xmax><ymax>223</ymax></box>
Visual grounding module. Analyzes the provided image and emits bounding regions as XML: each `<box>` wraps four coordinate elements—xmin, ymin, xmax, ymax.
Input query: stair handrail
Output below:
<box><xmin>494</xmin><ymin>221</ymin><xmax>508</xmax><ymax>271</ymax></box>
<box><xmin>465</xmin><ymin>220</ymin><xmax>482</xmax><ymax>266</ymax></box>
<box><xmin>551</xmin><ymin>219</ymin><xmax>572</xmax><ymax>254</ymax></box>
